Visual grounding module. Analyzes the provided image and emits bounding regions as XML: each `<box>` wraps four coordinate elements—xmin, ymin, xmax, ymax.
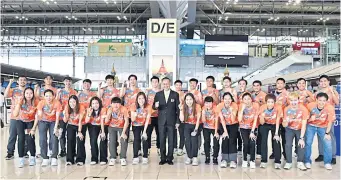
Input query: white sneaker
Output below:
<box><xmin>260</xmin><ymin>162</ymin><xmax>267</xmax><ymax>168</ymax></box>
<box><xmin>220</xmin><ymin>160</ymin><xmax>228</xmax><ymax>168</ymax></box>
<box><xmin>242</xmin><ymin>160</ymin><xmax>248</xmax><ymax>168</ymax></box>
<box><xmin>256</xmin><ymin>154</ymin><xmax>262</xmax><ymax>159</ymax></box>
<box><xmin>76</xmin><ymin>162</ymin><xmax>84</xmax><ymax>166</ymax></box>
<box><xmin>185</xmin><ymin>158</ymin><xmax>192</xmax><ymax>165</ymax></box>
<box><xmin>109</xmin><ymin>159</ymin><xmax>115</xmax><ymax>166</ymax></box>
<box><xmin>142</xmin><ymin>158</ymin><xmax>148</xmax><ymax>165</ymax></box>
<box><xmin>29</xmin><ymin>157</ymin><xmax>36</xmax><ymax>166</ymax></box>
<box><xmin>192</xmin><ymin>157</ymin><xmax>199</xmax><ymax>166</ymax></box>
<box><xmin>100</xmin><ymin>161</ymin><xmax>107</xmax><ymax>166</ymax></box>
<box><xmin>230</xmin><ymin>161</ymin><xmax>237</xmax><ymax>169</ymax></box>
<box><xmin>284</xmin><ymin>163</ymin><xmax>292</xmax><ymax>170</ymax></box>
<box><xmin>325</xmin><ymin>164</ymin><xmax>332</xmax><ymax>170</ymax></box>
<box><xmin>177</xmin><ymin>149</ymin><xmax>184</xmax><ymax>156</ymax></box>
<box><xmin>51</xmin><ymin>158</ymin><xmax>58</xmax><ymax>166</ymax></box>
<box><xmin>41</xmin><ymin>159</ymin><xmax>49</xmax><ymax>167</ymax></box>
<box><xmin>274</xmin><ymin>163</ymin><xmax>281</xmax><ymax>169</ymax></box>
<box><xmin>304</xmin><ymin>163</ymin><xmax>311</xmax><ymax>169</ymax></box>
<box><xmin>250</xmin><ymin>161</ymin><xmax>256</xmax><ymax>169</ymax></box>
<box><xmin>66</xmin><ymin>162</ymin><xmax>72</xmax><ymax>166</ymax></box>
<box><xmin>90</xmin><ymin>161</ymin><xmax>97</xmax><ymax>165</ymax></box>
<box><xmin>18</xmin><ymin>158</ymin><xmax>24</xmax><ymax>168</ymax></box>
<box><xmin>297</xmin><ymin>162</ymin><xmax>307</xmax><ymax>171</ymax></box>
<box><xmin>120</xmin><ymin>159</ymin><xmax>127</xmax><ymax>166</ymax></box>
<box><xmin>132</xmin><ymin>158</ymin><xmax>139</xmax><ymax>165</ymax></box>
<box><xmin>174</xmin><ymin>148</ymin><xmax>178</xmax><ymax>154</ymax></box>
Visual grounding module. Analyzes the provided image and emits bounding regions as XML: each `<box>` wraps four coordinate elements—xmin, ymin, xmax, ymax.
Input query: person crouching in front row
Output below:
<box><xmin>105</xmin><ymin>97</ymin><xmax>129</xmax><ymax>166</ymax></box>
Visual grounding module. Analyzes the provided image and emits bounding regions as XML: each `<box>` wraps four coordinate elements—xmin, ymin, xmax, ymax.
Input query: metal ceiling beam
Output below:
<box><xmin>2</xmin><ymin>11</ymin><xmax>339</xmax><ymax>19</ymax></box>
<box><xmin>186</xmin><ymin>0</ymin><xmax>197</xmax><ymax>38</ymax></box>
<box><xmin>122</xmin><ymin>1</ymin><xmax>134</xmax><ymax>14</ymax></box>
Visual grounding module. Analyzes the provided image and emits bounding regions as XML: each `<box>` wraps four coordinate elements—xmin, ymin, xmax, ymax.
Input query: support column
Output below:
<box><xmin>7</xmin><ymin>48</ymin><xmax>10</xmax><ymax>64</ymax></box>
<box><xmin>40</xmin><ymin>45</ymin><xmax>43</xmax><ymax>71</ymax></box>
<box><xmin>72</xmin><ymin>45</ymin><xmax>76</xmax><ymax>77</ymax></box>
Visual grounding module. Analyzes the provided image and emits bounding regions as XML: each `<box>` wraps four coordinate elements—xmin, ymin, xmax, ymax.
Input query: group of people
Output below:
<box><xmin>3</xmin><ymin>73</ymin><xmax>338</xmax><ymax>171</ymax></box>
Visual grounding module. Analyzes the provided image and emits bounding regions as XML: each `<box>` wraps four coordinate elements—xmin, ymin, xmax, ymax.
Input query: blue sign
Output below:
<box><xmin>335</xmin><ymin>82</ymin><xmax>340</xmax><ymax>156</ymax></box>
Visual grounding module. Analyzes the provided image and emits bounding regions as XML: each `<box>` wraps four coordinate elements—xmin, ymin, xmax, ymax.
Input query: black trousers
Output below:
<box><xmin>77</xmin><ymin>124</ymin><xmax>87</xmax><ymax>163</ymax></box>
<box><xmin>132</xmin><ymin>126</ymin><xmax>148</xmax><ymax>158</ymax></box>
<box><xmin>203</xmin><ymin>128</ymin><xmax>219</xmax><ymax>158</ymax></box>
<box><xmin>280</xmin><ymin>124</ymin><xmax>286</xmax><ymax>157</ymax></box>
<box><xmin>259</xmin><ymin>123</ymin><xmax>282</xmax><ymax>163</ymax></box>
<box><xmin>16</xmin><ymin>121</ymin><xmax>35</xmax><ymax>158</ymax></box>
<box><xmin>240</xmin><ymin>128</ymin><xmax>257</xmax><ymax>161</ymax></box>
<box><xmin>59</xmin><ymin>120</ymin><xmax>67</xmax><ymax>151</ymax></box>
<box><xmin>66</xmin><ymin>124</ymin><xmax>87</xmax><ymax>164</ymax></box>
<box><xmin>184</xmin><ymin>124</ymin><xmax>199</xmax><ymax>159</ymax></box>
<box><xmin>158</xmin><ymin>124</ymin><xmax>175</xmax><ymax>161</ymax></box>
<box><xmin>222</xmin><ymin>123</ymin><xmax>239</xmax><ymax>154</ymax></box>
<box><xmin>147</xmin><ymin>117</ymin><xmax>159</xmax><ymax>149</ymax></box>
<box><xmin>174</xmin><ymin>122</ymin><xmax>185</xmax><ymax>150</ymax></box>
<box><xmin>256</xmin><ymin>125</ymin><xmax>262</xmax><ymax>155</ymax></box>
<box><xmin>237</xmin><ymin>129</ymin><xmax>242</xmax><ymax>151</ymax></box>
<box><xmin>88</xmin><ymin>124</ymin><xmax>108</xmax><ymax>163</ymax></box>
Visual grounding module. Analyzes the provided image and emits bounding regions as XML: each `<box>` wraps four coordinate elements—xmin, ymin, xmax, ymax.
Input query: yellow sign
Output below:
<box><xmin>87</xmin><ymin>40</ymin><xmax>132</xmax><ymax>57</ymax></box>
<box><xmin>148</xmin><ymin>19</ymin><xmax>177</xmax><ymax>38</ymax></box>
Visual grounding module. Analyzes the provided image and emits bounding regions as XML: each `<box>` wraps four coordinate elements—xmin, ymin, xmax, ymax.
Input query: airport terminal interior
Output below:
<box><xmin>0</xmin><ymin>0</ymin><xmax>340</xmax><ymax>179</ymax></box>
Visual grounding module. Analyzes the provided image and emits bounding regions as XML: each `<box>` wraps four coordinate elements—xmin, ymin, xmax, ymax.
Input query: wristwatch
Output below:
<box><xmin>251</xmin><ymin>130</ymin><xmax>255</xmax><ymax>134</ymax></box>
<box><xmin>299</xmin><ymin>137</ymin><xmax>304</xmax><ymax>140</ymax></box>
<box><xmin>325</xmin><ymin>132</ymin><xmax>330</xmax><ymax>135</ymax></box>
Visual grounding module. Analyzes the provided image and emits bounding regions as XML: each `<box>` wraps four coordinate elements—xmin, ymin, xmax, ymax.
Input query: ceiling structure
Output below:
<box><xmin>1</xmin><ymin>0</ymin><xmax>340</xmax><ymax>40</ymax></box>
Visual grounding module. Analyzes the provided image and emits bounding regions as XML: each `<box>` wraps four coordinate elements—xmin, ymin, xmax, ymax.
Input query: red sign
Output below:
<box><xmin>293</xmin><ymin>42</ymin><xmax>320</xmax><ymax>50</ymax></box>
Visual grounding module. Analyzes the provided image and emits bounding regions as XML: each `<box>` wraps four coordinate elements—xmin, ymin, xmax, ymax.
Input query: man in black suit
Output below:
<box><xmin>153</xmin><ymin>77</ymin><xmax>180</xmax><ymax>165</ymax></box>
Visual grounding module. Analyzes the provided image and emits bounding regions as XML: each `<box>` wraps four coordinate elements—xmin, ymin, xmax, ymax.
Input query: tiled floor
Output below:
<box><xmin>0</xmin><ymin>125</ymin><xmax>340</xmax><ymax>180</ymax></box>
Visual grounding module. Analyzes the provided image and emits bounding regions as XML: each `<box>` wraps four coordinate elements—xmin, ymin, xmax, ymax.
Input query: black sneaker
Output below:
<box><xmin>205</xmin><ymin>157</ymin><xmax>210</xmax><ymax>164</ymax></box>
<box><xmin>331</xmin><ymin>158</ymin><xmax>336</xmax><ymax>165</ymax></box>
<box><xmin>5</xmin><ymin>154</ymin><xmax>14</xmax><ymax>160</ymax></box>
<box><xmin>58</xmin><ymin>150</ymin><xmax>66</xmax><ymax>158</ymax></box>
<box><xmin>213</xmin><ymin>158</ymin><xmax>218</xmax><ymax>165</ymax></box>
<box><xmin>315</xmin><ymin>155</ymin><xmax>323</xmax><ymax>162</ymax></box>
<box><xmin>269</xmin><ymin>153</ymin><xmax>274</xmax><ymax>159</ymax></box>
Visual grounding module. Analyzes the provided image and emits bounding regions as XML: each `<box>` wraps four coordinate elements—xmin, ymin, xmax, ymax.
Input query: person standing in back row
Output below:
<box><xmin>314</xmin><ymin>75</ymin><xmax>339</xmax><ymax>165</ymax></box>
<box><xmin>56</xmin><ymin>76</ymin><xmax>77</xmax><ymax>158</ymax></box>
<box><xmin>153</xmin><ymin>77</ymin><xmax>180</xmax><ymax>165</ymax></box>
<box><xmin>145</xmin><ymin>76</ymin><xmax>161</xmax><ymax>155</ymax></box>
<box><xmin>174</xmin><ymin>80</ymin><xmax>185</xmax><ymax>156</ymax></box>
<box><xmin>4</xmin><ymin>76</ymin><xmax>27</xmax><ymax>160</ymax></box>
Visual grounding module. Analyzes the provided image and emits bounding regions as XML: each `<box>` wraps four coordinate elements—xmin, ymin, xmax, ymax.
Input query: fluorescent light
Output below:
<box><xmin>320</xmin><ymin>17</ymin><xmax>323</xmax><ymax>20</ymax></box>
<box><xmin>256</xmin><ymin>28</ymin><xmax>260</xmax><ymax>31</ymax></box>
<box><xmin>22</xmin><ymin>16</ymin><xmax>25</xmax><ymax>18</ymax></box>
<box><xmin>326</xmin><ymin>17</ymin><xmax>330</xmax><ymax>20</ymax></box>
<box><xmin>88</xmin><ymin>28</ymin><xmax>92</xmax><ymax>31</ymax></box>
<box><xmin>72</xmin><ymin>16</ymin><xmax>75</xmax><ymax>18</ymax></box>
<box><xmin>65</xmin><ymin>16</ymin><xmax>68</xmax><ymax>18</ymax></box>
<box><xmin>15</xmin><ymin>16</ymin><xmax>19</xmax><ymax>19</ymax></box>
<box><xmin>45</xmin><ymin>28</ymin><xmax>47</xmax><ymax>30</ymax></box>
<box><xmin>126</xmin><ymin>28</ymin><xmax>129</xmax><ymax>31</ymax></box>
<box><xmin>54</xmin><ymin>2</ymin><xmax>57</xmax><ymax>4</ymax></box>
<box><xmin>225</xmin><ymin>16</ymin><xmax>228</xmax><ymax>20</ymax></box>
<box><xmin>82</xmin><ymin>28</ymin><xmax>87</xmax><ymax>31</ymax></box>
<box><xmin>39</xmin><ymin>28</ymin><xmax>42</xmax><ymax>30</ymax></box>
<box><xmin>131</xmin><ymin>28</ymin><xmax>135</xmax><ymax>31</ymax></box>
<box><xmin>25</xmin><ymin>18</ymin><xmax>28</xmax><ymax>20</ymax></box>
<box><xmin>46</xmin><ymin>1</ymin><xmax>49</xmax><ymax>4</ymax></box>
<box><xmin>75</xmin><ymin>18</ymin><xmax>78</xmax><ymax>20</ymax></box>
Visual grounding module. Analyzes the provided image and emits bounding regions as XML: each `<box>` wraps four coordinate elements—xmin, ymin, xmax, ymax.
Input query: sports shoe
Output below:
<box><xmin>325</xmin><ymin>164</ymin><xmax>332</xmax><ymax>170</ymax></box>
<box><xmin>41</xmin><ymin>159</ymin><xmax>49</xmax><ymax>167</ymax></box>
<box><xmin>192</xmin><ymin>157</ymin><xmax>199</xmax><ymax>166</ymax></box>
<box><xmin>304</xmin><ymin>163</ymin><xmax>311</xmax><ymax>169</ymax></box>
<box><xmin>142</xmin><ymin>158</ymin><xmax>148</xmax><ymax>165</ymax></box>
<box><xmin>274</xmin><ymin>163</ymin><xmax>281</xmax><ymax>169</ymax></box>
<box><xmin>90</xmin><ymin>161</ymin><xmax>97</xmax><ymax>165</ymax></box>
<box><xmin>109</xmin><ymin>159</ymin><xmax>115</xmax><ymax>166</ymax></box>
<box><xmin>100</xmin><ymin>161</ymin><xmax>107</xmax><ymax>166</ymax></box>
<box><xmin>5</xmin><ymin>154</ymin><xmax>14</xmax><ymax>160</ymax></box>
<box><xmin>132</xmin><ymin>158</ymin><xmax>139</xmax><ymax>165</ymax></box>
<box><xmin>297</xmin><ymin>162</ymin><xmax>307</xmax><ymax>171</ymax></box>
<box><xmin>250</xmin><ymin>161</ymin><xmax>256</xmax><ymax>169</ymax></box>
<box><xmin>269</xmin><ymin>153</ymin><xmax>274</xmax><ymax>159</ymax></box>
<box><xmin>284</xmin><ymin>163</ymin><xmax>292</xmax><ymax>170</ymax></box>
<box><xmin>260</xmin><ymin>162</ymin><xmax>267</xmax><ymax>168</ymax></box>
<box><xmin>66</xmin><ymin>162</ymin><xmax>72</xmax><ymax>166</ymax></box>
<box><xmin>58</xmin><ymin>150</ymin><xmax>66</xmax><ymax>158</ymax></box>
<box><xmin>205</xmin><ymin>157</ymin><xmax>210</xmax><ymax>164</ymax></box>
<box><xmin>29</xmin><ymin>157</ymin><xmax>36</xmax><ymax>166</ymax></box>
<box><xmin>76</xmin><ymin>162</ymin><xmax>84</xmax><ymax>166</ymax></box>
<box><xmin>242</xmin><ymin>160</ymin><xmax>248</xmax><ymax>168</ymax></box>
<box><xmin>315</xmin><ymin>155</ymin><xmax>323</xmax><ymax>162</ymax></box>
<box><xmin>51</xmin><ymin>158</ymin><xmax>58</xmax><ymax>166</ymax></box>
<box><xmin>120</xmin><ymin>159</ymin><xmax>127</xmax><ymax>166</ymax></box>
<box><xmin>331</xmin><ymin>158</ymin><xmax>336</xmax><ymax>165</ymax></box>
<box><xmin>18</xmin><ymin>158</ymin><xmax>24</xmax><ymax>168</ymax></box>
<box><xmin>256</xmin><ymin>154</ymin><xmax>262</xmax><ymax>159</ymax></box>
<box><xmin>230</xmin><ymin>161</ymin><xmax>237</xmax><ymax>169</ymax></box>
<box><xmin>220</xmin><ymin>160</ymin><xmax>228</xmax><ymax>168</ymax></box>
<box><xmin>185</xmin><ymin>158</ymin><xmax>192</xmax><ymax>165</ymax></box>
<box><xmin>177</xmin><ymin>149</ymin><xmax>185</xmax><ymax>156</ymax></box>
